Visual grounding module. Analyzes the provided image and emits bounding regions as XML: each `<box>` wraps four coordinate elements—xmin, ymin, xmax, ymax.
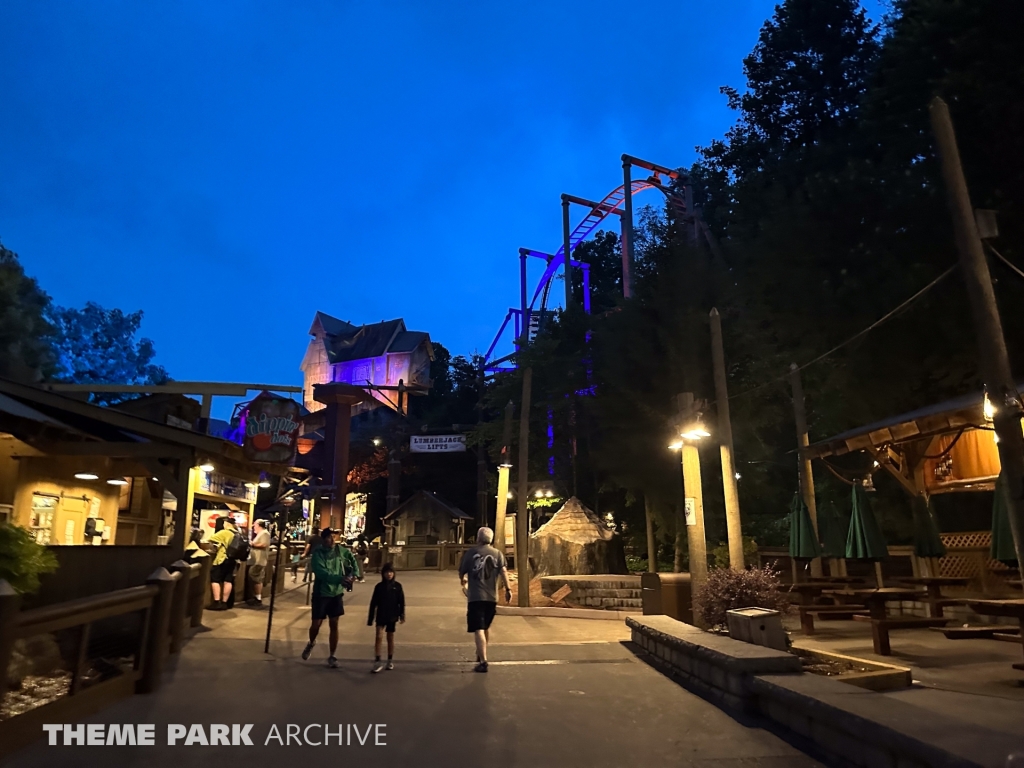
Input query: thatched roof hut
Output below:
<box><xmin>530</xmin><ymin>497</ymin><xmax>626</xmax><ymax>576</ymax></box>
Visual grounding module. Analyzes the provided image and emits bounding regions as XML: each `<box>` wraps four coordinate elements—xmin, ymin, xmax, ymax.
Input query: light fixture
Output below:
<box><xmin>734</xmin><ymin>472</ymin><xmax>742</xmax><ymax>480</ymax></box>
<box><xmin>199</xmin><ymin>462</ymin><xmax>215</xmax><ymax>472</ymax></box>
<box><xmin>872</xmin><ymin>460</ymin><xmax>880</xmax><ymax>468</ymax></box>
<box><xmin>372</xmin><ymin>437</ymin><xmax>382</xmax><ymax>447</ymax></box>
<box><xmin>151</xmin><ymin>477</ymin><xmax>159</xmax><ymax>482</ymax></box>
<box><xmin>506</xmin><ymin>491</ymin><xmax>514</xmax><ymax>499</ymax></box>
<box><xmin>681</xmin><ymin>427</ymin><xmax>711</xmax><ymax>441</ymax></box>
<box><xmin>668</xmin><ymin>441</ymin><xmax>683</xmax><ymax>451</ymax></box>
<box><xmin>983</xmin><ymin>392</ymin><xmax>995</xmax><ymax>422</ymax></box>
<box><xmin>258</xmin><ymin>480</ymin><xmax>271</xmax><ymax>488</ymax></box>
<box><xmin>545</xmin><ymin>490</ymin><xmax>553</xmax><ymax>498</ymax></box>
<box><xmin>244</xmin><ymin>482</ymin><xmax>257</xmax><ymax>489</ymax></box>
<box><xmin>106</xmin><ymin>478</ymin><xmax>129</xmax><ymax>486</ymax></box>
<box><xmin>534</xmin><ymin>490</ymin><xmax>543</xmax><ymax>498</ymax></box>
<box><xmin>74</xmin><ymin>472</ymin><xmax>99</xmax><ymax>481</ymax></box>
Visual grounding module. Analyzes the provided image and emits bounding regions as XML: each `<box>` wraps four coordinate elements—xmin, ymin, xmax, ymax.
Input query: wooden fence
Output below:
<box><xmin>0</xmin><ymin>556</ymin><xmax>211</xmax><ymax>757</ymax></box>
<box><xmin>382</xmin><ymin>543</ymin><xmax>474</xmax><ymax>572</ymax></box>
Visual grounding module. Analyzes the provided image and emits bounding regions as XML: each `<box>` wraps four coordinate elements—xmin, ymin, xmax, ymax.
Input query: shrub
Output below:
<box><xmin>0</xmin><ymin>523</ymin><xmax>59</xmax><ymax>594</ymax></box>
<box><xmin>711</xmin><ymin>536</ymin><xmax>760</xmax><ymax>569</ymax></box>
<box><xmin>692</xmin><ymin>565</ymin><xmax>789</xmax><ymax>630</ymax></box>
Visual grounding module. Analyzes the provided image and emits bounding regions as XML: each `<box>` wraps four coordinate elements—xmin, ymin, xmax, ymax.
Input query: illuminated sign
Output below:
<box><xmin>243</xmin><ymin>393</ymin><xmax>301</xmax><ymax>463</ymax></box>
<box><xmin>410</xmin><ymin>435</ymin><xmax>466</xmax><ymax>453</ymax></box>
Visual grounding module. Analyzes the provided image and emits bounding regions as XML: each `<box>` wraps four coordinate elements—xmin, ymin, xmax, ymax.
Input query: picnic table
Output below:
<box><xmin>788</xmin><ymin>582</ymin><xmax>867</xmax><ymax>635</ymax></box>
<box><xmin>965</xmin><ymin>599</ymin><xmax>1024</xmax><ymax>672</ymax></box>
<box><xmin>826</xmin><ymin>587</ymin><xmax>950</xmax><ymax>655</ymax></box>
<box><xmin>896</xmin><ymin>576</ymin><xmax>970</xmax><ymax>618</ymax></box>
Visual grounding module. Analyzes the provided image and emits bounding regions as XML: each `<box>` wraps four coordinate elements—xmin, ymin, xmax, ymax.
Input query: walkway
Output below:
<box><xmin>4</xmin><ymin>571</ymin><xmax>821</xmax><ymax>767</ymax></box>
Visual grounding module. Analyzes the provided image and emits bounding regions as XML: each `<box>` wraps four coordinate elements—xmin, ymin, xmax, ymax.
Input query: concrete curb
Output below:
<box><xmin>497</xmin><ymin>606</ymin><xmax>640</xmax><ymax>620</ymax></box>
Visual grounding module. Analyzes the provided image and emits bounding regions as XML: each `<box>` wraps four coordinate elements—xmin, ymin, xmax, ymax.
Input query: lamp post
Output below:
<box><xmin>494</xmin><ymin>401</ymin><xmax>514</xmax><ymax>552</ymax></box>
<box><xmin>670</xmin><ymin>393</ymin><xmax>709</xmax><ymax>622</ymax></box>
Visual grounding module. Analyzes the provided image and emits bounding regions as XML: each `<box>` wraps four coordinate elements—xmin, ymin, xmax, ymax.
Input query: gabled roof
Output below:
<box><xmin>383</xmin><ymin>490</ymin><xmax>473</xmax><ymax>521</ymax></box>
<box><xmin>327</xmin><ymin>319</ymin><xmax>405</xmax><ymax>364</ymax></box>
<box><xmin>309</xmin><ymin>311</ymin><xmax>357</xmax><ymax>338</ymax></box>
<box><xmin>389</xmin><ymin>331</ymin><xmax>430</xmax><ymax>353</ymax></box>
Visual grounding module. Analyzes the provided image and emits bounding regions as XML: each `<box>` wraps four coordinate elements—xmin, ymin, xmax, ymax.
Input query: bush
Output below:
<box><xmin>710</xmin><ymin>536</ymin><xmax>760</xmax><ymax>569</ymax></box>
<box><xmin>0</xmin><ymin>523</ymin><xmax>59</xmax><ymax>594</ymax></box>
<box><xmin>692</xmin><ymin>565</ymin><xmax>789</xmax><ymax>630</ymax></box>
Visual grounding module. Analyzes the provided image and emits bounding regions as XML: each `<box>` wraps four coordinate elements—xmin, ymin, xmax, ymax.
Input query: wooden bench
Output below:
<box><xmin>853</xmin><ymin>615</ymin><xmax>950</xmax><ymax>655</ymax></box>
<box><xmin>930</xmin><ymin>625</ymin><xmax>1016</xmax><ymax>640</ymax></box>
<box><xmin>797</xmin><ymin>604</ymin><xmax>867</xmax><ymax>635</ymax></box>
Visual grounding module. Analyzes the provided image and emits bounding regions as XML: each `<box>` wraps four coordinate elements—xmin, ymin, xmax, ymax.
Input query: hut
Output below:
<box><xmin>529</xmin><ymin>497</ymin><xmax>627</xmax><ymax>576</ymax></box>
<box><xmin>383</xmin><ymin>490</ymin><xmax>471</xmax><ymax>545</ymax></box>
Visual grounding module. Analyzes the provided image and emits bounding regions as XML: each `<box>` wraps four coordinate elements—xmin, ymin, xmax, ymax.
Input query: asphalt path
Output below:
<box><xmin>3</xmin><ymin>570</ymin><xmax>823</xmax><ymax>767</ymax></box>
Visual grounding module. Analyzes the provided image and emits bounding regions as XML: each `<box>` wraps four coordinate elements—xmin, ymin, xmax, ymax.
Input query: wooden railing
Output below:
<box><xmin>0</xmin><ymin>555</ymin><xmax>211</xmax><ymax>757</ymax></box>
<box><xmin>381</xmin><ymin>542</ymin><xmax>474</xmax><ymax>572</ymax></box>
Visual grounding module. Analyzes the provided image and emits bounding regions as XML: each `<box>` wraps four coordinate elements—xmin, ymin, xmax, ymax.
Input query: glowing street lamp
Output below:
<box><xmin>670</xmin><ymin>395</ymin><xmax>709</xmax><ymax>622</ymax></box>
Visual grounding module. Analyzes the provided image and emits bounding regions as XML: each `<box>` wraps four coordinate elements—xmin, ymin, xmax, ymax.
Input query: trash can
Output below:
<box><xmin>726</xmin><ymin>607</ymin><xmax>787</xmax><ymax>650</ymax></box>
<box><xmin>641</xmin><ymin>572</ymin><xmax>693</xmax><ymax>625</ymax></box>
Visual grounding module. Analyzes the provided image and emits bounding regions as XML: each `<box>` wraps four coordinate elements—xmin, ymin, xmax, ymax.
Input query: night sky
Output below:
<box><xmin>1</xmin><ymin>1</ymin><xmax>884</xmax><ymax>414</ymax></box>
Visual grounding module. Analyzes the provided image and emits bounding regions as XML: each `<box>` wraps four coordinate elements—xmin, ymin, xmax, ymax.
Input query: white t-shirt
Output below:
<box><xmin>252</xmin><ymin>530</ymin><xmax>271</xmax><ymax>567</ymax></box>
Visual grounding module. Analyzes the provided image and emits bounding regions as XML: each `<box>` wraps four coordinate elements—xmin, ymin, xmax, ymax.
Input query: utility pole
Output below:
<box><xmin>930</xmin><ymin>97</ymin><xmax>1024</xmax><ymax>568</ymax></box>
<box><xmin>709</xmin><ymin>308</ymin><xmax>744</xmax><ymax>570</ymax></box>
<box><xmin>476</xmin><ymin>364</ymin><xmax>488</xmax><ymax>529</ymax></box>
<box><xmin>676</xmin><ymin>393</ymin><xmax>708</xmax><ymax>603</ymax></box>
<box><xmin>789</xmin><ymin>364</ymin><xmax>823</xmax><ymax>579</ymax></box>
<box><xmin>494</xmin><ymin>401</ymin><xmax>514</xmax><ymax>552</ymax></box>
<box><xmin>516</xmin><ymin>368</ymin><xmax>533</xmax><ymax>607</ymax></box>
<box><xmin>644</xmin><ymin>496</ymin><xmax>657</xmax><ymax>572</ymax></box>
<box><xmin>562</xmin><ymin>199</ymin><xmax>573</xmax><ymax>310</ymax></box>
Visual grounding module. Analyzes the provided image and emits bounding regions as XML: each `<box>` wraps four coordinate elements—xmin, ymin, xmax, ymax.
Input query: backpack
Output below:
<box><xmin>225</xmin><ymin>531</ymin><xmax>250</xmax><ymax>562</ymax></box>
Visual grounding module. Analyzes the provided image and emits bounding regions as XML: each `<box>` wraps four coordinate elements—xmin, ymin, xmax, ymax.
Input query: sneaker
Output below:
<box><xmin>474</xmin><ymin>661</ymin><xmax>488</xmax><ymax>673</ymax></box>
<box><xmin>210</xmin><ymin>601</ymin><xmax>224</xmax><ymax>611</ymax></box>
<box><xmin>327</xmin><ymin>656</ymin><xmax>338</xmax><ymax>668</ymax></box>
<box><xmin>301</xmin><ymin>642</ymin><xmax>315</xmax><ymax>660</ymax></box>
<box><xmin>385</xmin><ymin>660</ymin><xmax>394</xmax><ymax>671</ymax></box>
<box><xmin>371</xmin><ymin>661</ymin><xmax>385</xmax><ymax>674</ymax></box>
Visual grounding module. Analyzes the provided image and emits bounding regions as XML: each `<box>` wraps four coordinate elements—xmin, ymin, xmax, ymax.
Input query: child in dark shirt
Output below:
<box><xmin>367</xmin><ymin>562</ymin><xmax>405</xmax><ymax>673</ymax></box>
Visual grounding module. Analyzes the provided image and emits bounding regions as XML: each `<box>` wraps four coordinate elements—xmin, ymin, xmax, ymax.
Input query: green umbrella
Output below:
<box><xmin>991</xmin><ymin>474</ymin><xmax>1019</xmax><ymax>565</ymax></box>
<box><xmin>846</xmin><ymin>483</ymin><xmax>888</xmax><ymax>561</ymax></box>
<box><xmin>817</xmin><ymin>501</ymin><xmax>847</xmax><ymax>559</ymax></box>
<box><xmin>911</xmin><ymin>496</ymin><xmax>946</xmax><ymax>559</ymax></box>
<box><xmin>789</xmin><ymin>493</ymin><xmax>822</xmax><ymax>560</ymax></box>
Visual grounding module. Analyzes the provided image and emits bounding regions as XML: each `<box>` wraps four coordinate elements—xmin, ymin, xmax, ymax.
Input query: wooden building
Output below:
<box><xmin>300</xmin><ymin>312</ymin><xmax>433</xmax><ymax>416</ymax></box>
<box><xmin>383</xmin><ymin>490</ymin><xmax>471</xmax><ymax>545</ymax></box>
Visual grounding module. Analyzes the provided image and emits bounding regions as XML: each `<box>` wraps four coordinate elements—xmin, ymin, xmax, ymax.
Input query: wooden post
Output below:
<box><xmin>622</xmin><ymin>159</ymin><xmax>635</xmax><ymax>298</ymax></box>
<box><xmin>678</xmin><ymin>393</ymin><xmax>708</xmax><ymax>609</ymax></box>
<box><xmin>494</xmin><ymin>401</ymin><xmax>514</xmax><ymax>552</ymax></box>
<box><xmin>563</xmin><ymin>198</ymin><xmax>573</xmax><ymax>309</ymax></box>
<box><xmin>167</xmin><ymin>560</ymin><xmax>193</xmax><ymax>654</ymax></box>
<box><xmin>477</xmin><ymin>366</ymin><xmax>489</xmax><ymax>528</ymax></box>
<box><xmin>0</xmin><ymin>581</ymin><xmax>21</xmax><ymax>694</ymax></box>
<box><xmin>190</xmin><ymin>554</ymin><xmax>211</xmax><ymax>627</ymax></box>
<box><xmin>138</xmin><ymin>568</ymin><xmax>176</xmax><ymax>694</ymax></box>
<box><xmin>789</xmin><ymin>364</ymin><xmax>823</xmax><ymax>579</ymax></box>
<box><xmin>710</xmin><ymin>308</ymin><xmax>744</xmax><ymax>570</ymax></box>
<box><xmin>644</xmin><ymin>497</ymin><xmax>657</xmax><ymax>572</ymax></box>
<box><xmin>930</xmin><ymin>97</ymin><xmax>1024</xmax><ymax>569</ymax></box>
<box><xmin>516</xmin><ymin>368</ymin><xmax>533</xmax><ymax>607</ymax></box>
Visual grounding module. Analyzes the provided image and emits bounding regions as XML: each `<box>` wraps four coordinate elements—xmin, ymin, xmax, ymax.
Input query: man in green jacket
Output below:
<box><xmin>302</xmin><ymin>528</ymin><xmax>359</xmax><ymax>668</ymax></box>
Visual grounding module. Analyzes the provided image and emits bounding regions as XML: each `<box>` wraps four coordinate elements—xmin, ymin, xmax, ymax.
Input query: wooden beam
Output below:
<box><xmin>32</xmin><ymin>441</ymin><xmax>192</xmax><ymax>459</ymax></box>
<box><xmin>42</xmin><ymin>382</ymin><xmax>302</xmax><ymax>395</ymax></box>
<box><xmin>878</xmin><ymin>456</ymin><xmax>921</xmax><ymax>497</ymax></box>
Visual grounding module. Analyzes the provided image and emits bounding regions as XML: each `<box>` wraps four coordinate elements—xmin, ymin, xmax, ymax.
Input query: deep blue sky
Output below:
<box><xmin>1</xmin><ymin>1</ymin><xmax>884</xmax><ymax>410</ymax></box>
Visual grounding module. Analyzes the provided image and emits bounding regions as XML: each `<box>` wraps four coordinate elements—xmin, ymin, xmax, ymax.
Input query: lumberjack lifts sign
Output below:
<box><xmin>409</xmin><ymin>435</ymin><xmax>466</xmax><ymax>453</ymax></box>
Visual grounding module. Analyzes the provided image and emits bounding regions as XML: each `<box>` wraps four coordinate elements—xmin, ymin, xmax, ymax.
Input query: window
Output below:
<box><xmin>413</xmin><ymin>520</ymin><xmax>428</xmax><ymax>536</ymax></box>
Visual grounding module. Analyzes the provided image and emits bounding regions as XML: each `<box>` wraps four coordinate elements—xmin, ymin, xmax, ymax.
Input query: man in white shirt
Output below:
<box><xmin>247</xmin><ymin>519</ymin><xmax>272</xmax><ymax>608</ymax></box>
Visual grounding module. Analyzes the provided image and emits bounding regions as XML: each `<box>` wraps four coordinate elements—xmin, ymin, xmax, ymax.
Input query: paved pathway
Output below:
<box><xmin>4</xmin><ymin>571</ymin><xmax>822</xmax><ymax>767</ymax></box>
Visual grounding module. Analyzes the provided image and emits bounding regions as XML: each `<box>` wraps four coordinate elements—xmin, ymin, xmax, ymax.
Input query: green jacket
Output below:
<box><xmin>310</xmin><ymin>545</ymin><xmax>358</xmax><ymax>598</ymax></box>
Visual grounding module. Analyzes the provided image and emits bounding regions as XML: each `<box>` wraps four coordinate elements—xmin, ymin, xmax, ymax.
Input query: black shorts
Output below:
<box><xmin>211</xmin><ymin>560</ymin><xmax>236</xmax><ymax>584</ymax></box>
<box><xmin>376</xmin><ymin>621</ymin><xmax>397</xmax><ymax>634</ymax></box>
<box><xmin>311</xmin><ymin>594</ymin><xmax>344</xmax><ymax>620</ymax></box>
<box><xmin>466</xmin><ymin>601</ymin><xmax>497</xmax><ymax>633</ymax></box>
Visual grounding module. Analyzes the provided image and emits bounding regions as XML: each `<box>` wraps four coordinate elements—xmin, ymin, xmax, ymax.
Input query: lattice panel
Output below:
<box><xmin>940</xmin><ymin>531</ymin><xmax>991</xmax><ymax>549</ymax></box>
<box><xmin>939</xmin><ymin>553</ymin><xmax>984</xmax><ymax>581</ymax></box>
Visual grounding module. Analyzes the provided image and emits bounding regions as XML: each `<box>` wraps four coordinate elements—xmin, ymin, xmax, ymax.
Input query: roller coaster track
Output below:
<box><xmin>484</xmin><ymin>159</ymin><xmax>691</xmax><ymax>369</ymax></box>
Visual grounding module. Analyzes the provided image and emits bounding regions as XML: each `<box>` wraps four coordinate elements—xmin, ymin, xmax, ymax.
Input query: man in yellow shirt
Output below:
<box><xmin>209</xmin><ymin>517</ymin><xmax>239</xmax><ymax>611</ymax></box>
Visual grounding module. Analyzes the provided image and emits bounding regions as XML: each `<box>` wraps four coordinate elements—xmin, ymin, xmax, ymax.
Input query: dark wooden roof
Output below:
<box><xmin>805</xmin><ymin>387</ymin><xmax>1008</xmax><ymax>459</ymax></box>
<box><xmin>383</xmin><ymin>490</ymin><xmax>473</xmax><ymax>521</ymax></box>
<box><xmin>327</xmin><ymin>319</ymin><xmax>405</xmax><ymax>364</ymax></box>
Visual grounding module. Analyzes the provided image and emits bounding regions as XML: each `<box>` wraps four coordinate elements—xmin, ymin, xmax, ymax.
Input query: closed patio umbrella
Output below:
<box><xmin>847</xmin><ymin>483</ymin><xmax>888</xmax><ymax>585</ymax></box>
<box><xmin>911</xmin><ymin>496</ymin><xmax>946</xmax><ymax>559</ymax></box>
<box><xmin>817</xmin><ymin>501</ymin><xmax>847</xmax><ymax>560</ymax></box>
<box><xmin>991</xmin><ymin>475</ymin><xmax>1019</xmax><ymax>565</ymax></box>
<box><xmin>789</xmin><ymin>493</ymin><xmax>822</xmax><ymax>560</ymax></box>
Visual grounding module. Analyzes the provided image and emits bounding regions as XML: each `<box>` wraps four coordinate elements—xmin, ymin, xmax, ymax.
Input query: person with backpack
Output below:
<box><xmin>209</xmin><ymin>516</ymin><xmax>248</xmax><ymax>611</ymax></box>
<box><xmin>367</xmin><ymin>562</ymin><xmax>404</xmax><ymax>673</ymax></box>
<box><xmin>302</xmin><ymin>528</ymin><xmax>358</xmax><ymax>668</ymax></box>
